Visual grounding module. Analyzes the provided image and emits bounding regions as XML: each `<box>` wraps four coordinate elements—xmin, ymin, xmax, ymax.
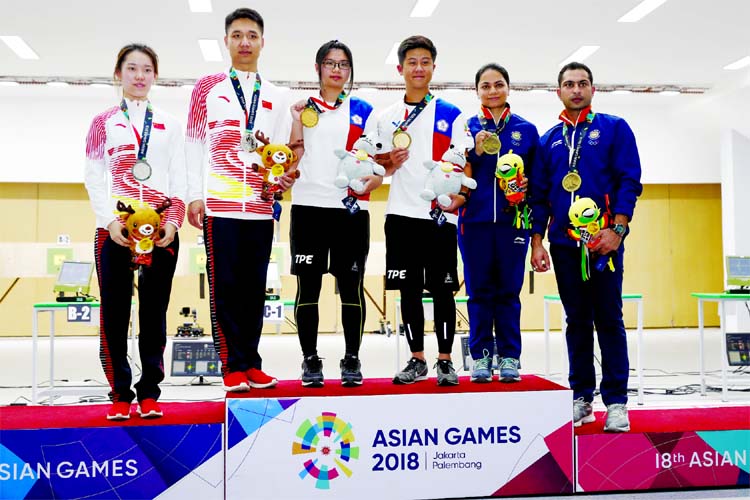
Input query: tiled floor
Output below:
<box><xmin>2</xmin><ymin>327</ymin><xmax>748</xmax><ymax>408</ymax></box>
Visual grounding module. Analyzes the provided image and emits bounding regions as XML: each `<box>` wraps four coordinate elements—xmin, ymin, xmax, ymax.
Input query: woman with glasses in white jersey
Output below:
<box><xmin>289</xmin><ymin>40</ymin><xmax>382</xmax><ymax>388</ymax></box>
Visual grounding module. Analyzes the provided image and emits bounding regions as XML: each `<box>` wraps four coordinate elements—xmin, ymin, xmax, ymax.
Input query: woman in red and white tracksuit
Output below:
<box><xmin>84</xmin><ymin>44</ymin><xmax>186</xmax><ymax>421</ymax></box>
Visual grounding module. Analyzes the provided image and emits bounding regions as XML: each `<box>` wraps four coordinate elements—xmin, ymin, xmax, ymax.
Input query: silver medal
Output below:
<box><xmin>242</xmin><ymin>131</ymin><xmax>258</xmax><ymax>153</ymax></box>
<box><xmin>132</xmin><ymin>159</ymin><xmax>152</xmax><ymax>182</ymax></box>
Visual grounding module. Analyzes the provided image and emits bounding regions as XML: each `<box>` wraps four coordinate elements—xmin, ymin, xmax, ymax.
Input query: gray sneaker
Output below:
<box><xmin>470</xmin><ymin>350</ymin><xmax>492</xmax><ymax>383</ymax></box>
<box><xmin>604</xmin><ymin>404</ymin><xmax>630</xmax><ymax>432</ymax></box>
<box><xmin>435</xmin><ymin>359</ymin><xmax>459</xmax><ymax>386</ymax></box>
<box><xmin>499</xmin><ymin>357</ymin><xmax>521</xmax><ymax>382</ymax></box>
<box><xmin>573</xmin><ymin>397</ymin><xmax>596</xmax><ymax>427</ymax></box>
<box><xmin>393</xmin><ymin>357</ymin><xmax>428</xmax><ymax>385</ymax></box>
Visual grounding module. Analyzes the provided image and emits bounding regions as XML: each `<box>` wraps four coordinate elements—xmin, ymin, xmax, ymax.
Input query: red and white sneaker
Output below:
<box><xmin>138</xmin><ymin>398</ymin><xmax>163</xmax><ymax>419</ymax></box>
<box><xmin>106</xmin><ymin>401</ymin><xmax>132</xmax><ymax>421</ymax></box>
<box><xmin>223</xmin><ymin>371</ymin><xmax>251</xmax><ymax>392</ymax></box>
<box><xmin>245</xmin><ymin>368</ymin><xmax>278</xmax><ymax>388</ymax></box>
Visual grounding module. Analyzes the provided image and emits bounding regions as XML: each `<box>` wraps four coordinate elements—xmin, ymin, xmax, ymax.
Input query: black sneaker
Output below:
<box><xmin>435</xmin><ymin>359</ymin><xmax>459</xmax><ymax>386</ymax></box>
<box><xmin>301</xmin><ymin>355</ymin><xmax>324</xmax><ymax>387</ymax></box>
<box><xmin>393</xmin><ymin>357</ymin><xmax>428</xmax><ymax>384</ymax></box>
<box><xmin>340</xmin><ymin>354</ymin><xmax>363</xmax><ymax>387</ymax></box>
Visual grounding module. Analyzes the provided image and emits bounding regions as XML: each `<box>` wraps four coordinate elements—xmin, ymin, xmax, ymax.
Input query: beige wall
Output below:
<box><xmin>0</xmin><ymin>183</ymin><xmax>723</xmax><ymax>337</ymax></box>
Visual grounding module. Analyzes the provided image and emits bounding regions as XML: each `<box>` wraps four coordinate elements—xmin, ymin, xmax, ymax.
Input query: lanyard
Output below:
<box><xmin>307</xmin><ymin>91</ymin><xmax>346</xmax><ymax>113</ymax></box>
<box><xmin>120</xmin><ymin>99</ymin><xmax>153</xmax><ymax>161</ymax></box>
<box><xmin>478</xmin><ymin>105</ymin><xmax>511</xmax><ymax>135</ymax></box>
<box><xmin>562</xmin><ymin>111</ymin><xmax>595</xmax><ymax>173</ymax></box>
<box><xmin>396</xmin><ymin>92</ymin><xmax>434</xmax><ymax>132</ymax></box>
<box><xmin>228</xmin><ymin>68</ymin><xmax>262</xmax><ymax>133</ymax></box>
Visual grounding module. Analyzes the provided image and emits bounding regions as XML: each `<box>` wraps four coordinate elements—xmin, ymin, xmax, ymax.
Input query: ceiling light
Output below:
<box><xmin>0</xmin><ymin>81</ymin><xmax>20</xmax><ymax>87</ymax></box>
<box><xmin>559</xmin><ymin>45</ymin><xmax>600</xmax><ymax>66</ymax></box>
<box><xmin>659</xmin><ymin>90</ymin><xmax>679</xmax><ymax>96</ymax></box>
<box><xmin>46</xmin><ymin>81</ymin><xmax>69</xmax><ymax>87</ymax></box>
<box><xmin>89</xmin><ymin>83</ymin><xmax>112</xmax><ymax>88</ymax></box>
<box><xmin>723</xmin><ymin>56</ymin><xmax>750</xmax><ymax>71</ymax></box>
<box><xmin>188</xmin><ymin>0</ymin><xmax>212</xmax><ymax>13</ymax></box>
<box><xmin>618</xmin><ymin>0</ymin><xmax>668</xmax><ymax>23</ymax></box>
<box><xmin>0</xmin><ymin>35</ymin><xmax>39</xmax><ymax>60</ymax></box>
<box><xmin>198</xmin><ymin>39</ymin><xmax>223</xmax><ymax>62</ymax></box>
<box><xmin>385</xmin><ymin>42</ymin><xmax>399</xmax><ymax>65</ymax></box>
<box><xmin>410</xmin><ymin>0</ymin><xmax>440</xmax><ymax>17</ymax></box>
<box><xmin>611</xmin><ymin>89</ymin><xmax>633</xmax><ymax>94</ymax></box>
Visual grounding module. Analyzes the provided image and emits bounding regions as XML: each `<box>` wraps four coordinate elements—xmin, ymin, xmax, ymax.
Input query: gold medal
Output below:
<box><xmin>562</xmin><ymin>172</ymin><xmax>582</xmax><ymax>192</ymax></box>
<box><xmin>498</xmin><ymin>178</ymin><xmax>508</xmax><ymax>192</ymax></box>
<box><xmin>300</xmin><ymin>107</ymin><xmax>319</xmax><ymax>128</ymax></box>
<box><xmin>392</xmin><ymin>130</ymin><xmax>412</xmax><ymax>149</ymax></box>
<box><xmin>483</xmin><ymin>134</ymin><xmax>501</xmax><ymax>155</ymax></box>
<box><xmin>586</xmin><ymin>222</ymin><xmax>600</xmax><ymax>235</ymax></box>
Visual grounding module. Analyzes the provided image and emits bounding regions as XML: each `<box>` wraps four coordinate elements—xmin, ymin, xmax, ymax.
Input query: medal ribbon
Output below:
<box><xmin>478</xmin><ymin>105</ymin><xmax>511</xmax><ymax>135</ymax></box>
<box><xmin>395</xmin><ymin>92</ymin><xmax>434</xmax><ymax>134</ymax></box>
<box><xmin>120</xmin><ymin>99</ymin><xmax>153</xmax><ymax>161</ymax></box>
<box><xmin>561</xmin><ymin>109</ymin><xmax>596</xmax><ymax>174</ymax></box>
<box><xmin>228</xmin><ymin>68</ymin><xmax>262</xmax><ymax>134</ymax></box>
<box><xmin>307</xmin><ymin>91</ymin><xmax>347</xmax><ymax>114</ymax></box>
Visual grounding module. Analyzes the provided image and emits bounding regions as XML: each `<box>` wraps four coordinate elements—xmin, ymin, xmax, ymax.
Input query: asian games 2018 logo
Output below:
<box><xmin>291</xmin><ymin>412</ymin><xmax>359</xmax><ymax>490</ymax></box>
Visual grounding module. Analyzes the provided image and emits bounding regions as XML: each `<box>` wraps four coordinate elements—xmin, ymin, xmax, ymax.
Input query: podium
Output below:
<box><xmin>224</xmin><ymin>377</ymin><xmax>573</xmax><ymax>499</ymax></box>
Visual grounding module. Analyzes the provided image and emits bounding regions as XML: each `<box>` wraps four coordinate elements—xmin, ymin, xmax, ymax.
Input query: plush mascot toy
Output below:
<box><xmin>496</xmin><ymin>149</ymin><xmax>530</xmax><ymax>229</ymax></box>
<box><xmin>333</xmin><ymin>135</ymin><xmax>385</xmax><ymax>193</ymax></box>
<box><xmin>252</xmin><ymin>130</ymin><xmax>302</xmax><ymax>201</ymax></box>
<box><xmin>116</xmin><ymin>199</ymin><xmax>171</xmax><ymax>268</ymax></box>
<box><xmin>420</xmin><ymin>147</ymin><xmax>477</xmax><ymax>208</ymax></box>
<box><xmin>567</xmin><ymin>196</ymin><xmax>614</xmax><ymax>280</ymax></box>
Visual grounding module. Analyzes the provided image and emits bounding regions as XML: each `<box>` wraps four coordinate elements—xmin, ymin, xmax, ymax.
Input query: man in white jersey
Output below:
<box><xmin>374</xmin><ymin>35</ymin><xmax>473</xmax><ymax>386</ymax></box>
<box><xmin>185</xmin><ymin>8</ymin><xmax>303</xmax><ymax>392</ymax></box>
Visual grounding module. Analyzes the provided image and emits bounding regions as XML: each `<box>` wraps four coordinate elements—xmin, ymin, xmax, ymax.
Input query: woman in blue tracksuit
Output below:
<box><xmin>458</xmin><ymin>63</ymin><xmax>539</xmax><ymax>383</ymax></box>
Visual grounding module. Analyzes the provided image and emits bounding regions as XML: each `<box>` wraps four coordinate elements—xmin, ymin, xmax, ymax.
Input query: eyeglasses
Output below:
<box><xmin>321</xmin><ymin>60</ymin><xmax>351</xmax><ymax>70</ymax></box>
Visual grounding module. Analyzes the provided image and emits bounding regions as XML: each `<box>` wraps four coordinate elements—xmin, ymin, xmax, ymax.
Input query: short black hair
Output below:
<box><xmin>225</xmin><ymin>8</ymin><xmax>264</xmax><ymax>35</ymax></box>
<box><xmin>475</xmin><ymin>63</ymin><xmax>510</xmax><ymax>89</ymax></box>
<box><xmin>558</xmin><ymin>62</ymin><xmax>593</xmax><ymax>87</ymax></box>
<box><xmin>397</xmin><ymin>35</ymin><xmax>437</xmax><ymax>66</ymax></box>
<box><xmin>315</xmin><ymin>40</ymin><xmax>355</xmax><ymax>95</ymax></box>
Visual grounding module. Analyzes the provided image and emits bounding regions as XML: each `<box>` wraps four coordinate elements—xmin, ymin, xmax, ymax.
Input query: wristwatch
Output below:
<box><xmin>612</xmin><ymin>223</ymin><xmax>626</xmax><ymax>237</ymax></box>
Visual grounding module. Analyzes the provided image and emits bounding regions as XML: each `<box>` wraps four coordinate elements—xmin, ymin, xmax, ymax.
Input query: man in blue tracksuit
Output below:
<box><xmin>456</xmin><ymin>63</ymin><xmax>539</xmax><ymax>383</ymax></box>
<box><xmin>529</xmin><ymin>62</ymin><xmax>642</xmax><ymax>432</ymax></box>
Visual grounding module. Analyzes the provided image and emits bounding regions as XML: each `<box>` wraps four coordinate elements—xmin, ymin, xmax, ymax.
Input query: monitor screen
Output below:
<box><xmin>727</xmin><ymin>256</ymin><xmax>750</xmax><ymax>287</ymax></box>
<box><xmin>171</xmin><ymin>340</ymin><xmax>221</xmax><ymax>377</ymax></box>
<box><xmin>54</xmin><ymin>261</ymin><xmax>94</xmax><ymax>294</ymax></box>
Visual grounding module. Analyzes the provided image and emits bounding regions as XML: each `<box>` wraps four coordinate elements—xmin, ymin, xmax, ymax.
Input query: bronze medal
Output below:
<box><xmin>392</xmin><ymin>130</ymin><xmax>412</xmax><ymax>149</ymax></box>
<box><xmin>483</xmin><ymin>134</ymin><xmax>501</xmax><ymax>155</ymax></box>
<box><xmin>300</xmin><ymin>107</ymin><xmax>319</xmax><ymax>128</ymax></box>
<box><xmin>586</xmin><ymin>222</ymin><xmax>600</xmax><ymax>235</ymax></box>
<box><xmin>562</xmin><ymin>172</ymin><xmax>582</xmax><ymax>192</ymax></box>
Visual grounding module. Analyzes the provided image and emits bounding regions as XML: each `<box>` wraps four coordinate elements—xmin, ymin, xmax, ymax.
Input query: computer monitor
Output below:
<box><xmin>726</xmin><ymin>333</ymin><xmax>750</xmax><ymax>366</ymax></box>
<box><xmin>53</xmin><ymin>261</ymin><xmax>94</xmax><ymax>295</ymax></box>
<box><xmin>726</xmin><ymin>256</ymin><xmax>750</xmax><ymax>288</ymax></box>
